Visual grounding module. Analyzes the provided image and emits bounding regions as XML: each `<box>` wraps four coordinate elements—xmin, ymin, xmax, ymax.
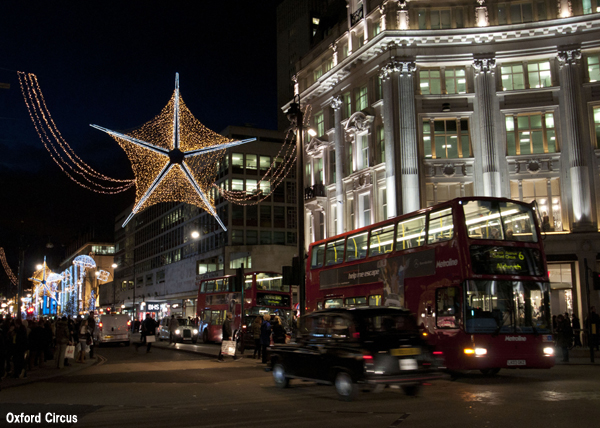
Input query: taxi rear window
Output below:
<box><xmin>362</xmin><ymin>314</ymin><xmax>418</xmax><ymax>334</ymax></box>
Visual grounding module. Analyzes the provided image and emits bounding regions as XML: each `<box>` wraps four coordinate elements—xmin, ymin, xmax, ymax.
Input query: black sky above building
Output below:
<box><xmin>0</xmin><ymin>0</ymin><xmax>281</xmax><ymax>290</ymax></box>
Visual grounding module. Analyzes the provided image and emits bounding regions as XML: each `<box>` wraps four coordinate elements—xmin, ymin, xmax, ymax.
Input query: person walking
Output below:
<box><xmin>260</xmin><ymin>314</ymin><xmax>272</xmax><ymax>365</ymax></box>
<box><xmin>76</xmin><ymin>319</ymin><xmax>88</xmax><ymax>363</ymax></box>
<box><xmin>11</xmin><ymin>319</ymin><xmax>28</xmax><ymax>379</ymax></box>
<box><xmin>251</xmin><ymin>316</ymin><xmax>262</xmax><ymax>359</ymax></box>
<box><xmin>572</xmin><ymin>314</ymin><xmax>583</xmax><ymax>348</ymax></box>
<box><xmin>54</xmin><ymin>316</ymin><xmax>70</xmax><ymax>369</ymax></box>
<box><xmin>217</xmin><ymin>313</ymin><xmax>241</xmax><ymax>361</ymax></box>
<box><xmin>87</xmin><ymin>312</ymin><xmax>96</xmax><ymax>359</ymax></box>
<box><xmin>137</xmin><ymin>314</ymin><xmax>157</xmax><ymax>353</ymax></box>
<box><xmin>556</xmin><ymin>314</ymin><xmax>573</xmax><ymax>362</ymax></box>
<box><xmin>168</xmin><ymin>315</ymin><xmax>179</xmax><ymax>345</ymax></box>
<box><xmin>586</xmin><ymin>306</ymin><xmax>600</xmax><ymax>351</ymax></box>
<box><xmin>272</xmin><ymin>316</ymin><xmax>286</xmax><ymax>344</ymax></box>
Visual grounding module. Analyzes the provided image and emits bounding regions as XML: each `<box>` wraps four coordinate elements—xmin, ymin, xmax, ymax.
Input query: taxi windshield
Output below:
<box><xmin>361</xmin><ymin>314</ymin><xmax>418</xmax><ymax>337</ymax></box>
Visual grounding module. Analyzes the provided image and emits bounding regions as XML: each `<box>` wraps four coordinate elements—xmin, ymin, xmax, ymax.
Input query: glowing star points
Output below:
<box><xmin>91</xmin><ymin>73</ymin><xmax>255</xmax><ymax>230</ymax></box>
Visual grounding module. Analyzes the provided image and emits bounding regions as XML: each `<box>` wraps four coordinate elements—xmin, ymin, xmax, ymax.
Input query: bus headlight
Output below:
<box><xmin>543</xmin><ymin>347</ymin><xmax>554</xmax><ymax>356</ymax></box>
<box><xmin>475</xmin><ymin>347</ymin><xmax>487</xmax><ymax>356</ymax></box>
<box><xmin>175</xmin><ymin>329</ymin><xmax>180</xmax><ymax>335</ymax></box>
<box><xmin>193</xmin><ymin>329</ymin><xmax>198</xmax><ymax>335</ymax></box>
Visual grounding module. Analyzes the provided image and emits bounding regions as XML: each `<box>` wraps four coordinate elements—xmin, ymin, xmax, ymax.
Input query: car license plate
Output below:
<box><xmin>507</xmin><ymin>359</ymin><xmax>526</xmax><ymax>366</ymax></box>
<box><xmin>400</xmin><ymin>359</ymin><xmax>418</xmax><ymax>371</ymax></box>
<box><xmin>390</xmin><ymin>347</ymin><xmax>420</xmax><ymax>356</ymax></box>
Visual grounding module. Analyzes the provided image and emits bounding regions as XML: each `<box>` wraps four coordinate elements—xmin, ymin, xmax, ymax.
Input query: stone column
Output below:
<box><xmin>398</xmin><ymin>61</ymin><xmax>420</xmax><ymax>214</ymax></box>
<box><xmin>473</xmin><ymin>58</ymin><xmax>502</xmax><ymax>197</ymax></box>
<box><xmin>331</xmin><ymin>96</ymin><xmax>345</xmax><ymax>235</ymax></box>
<box><xmin>558</xmin><ymin>49</ymin><xmax>592</xmax><ymax>228</ymax></box>
<box><xmin>379</xmin><ymin>61</ymin><xmax>398</xmax><ymax>219</ymax></box>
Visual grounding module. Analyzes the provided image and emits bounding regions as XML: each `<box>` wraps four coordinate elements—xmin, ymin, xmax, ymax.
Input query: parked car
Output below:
<box><xmin>156</xmin><ymin>317</ymin><xmax>199</xmax><ymax>343</ymax></box>
<box><xmin>268</xmin><ymin>307</ymin><xmax>444</xmax><ymax>401</ymax></box>
<box><xmin>94</xmin><ymin>314</ymin><xmax>131</xmax><ymax>346</ymax></box>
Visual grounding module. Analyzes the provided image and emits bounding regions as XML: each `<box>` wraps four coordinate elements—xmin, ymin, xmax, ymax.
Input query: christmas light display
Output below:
<box><xmin>0</xmin><ymin>248</ymin><xmax>17</xmax><ymax>286</ymax></box>
<box><xmin>218</xmin><ymin>105</ymin><xmax>311</xmax><ymax>205</ymax></box>
<box><xmin>91</xmin><ymin>73</ymin><xmax>255</xmax><ymax>229</ymax></box>
<box><xmin>17</xmin><ymin>72</ymin><xmax>135</xmax><ymax>194</ymax></box>
<box><xmin>28</xmin><ymin>257</ymin><xmax>62</xmax><ymax>317</ymax></box>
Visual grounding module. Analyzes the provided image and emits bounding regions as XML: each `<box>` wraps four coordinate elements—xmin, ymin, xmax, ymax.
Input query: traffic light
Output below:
<box><xmin>234</xmin><ymin>266</ymin><xmax>244</xmax><ymax>292</ymax></box>
<box><xmin>593</xmin><ymin>271</ymin><xmax>600</xmax><ymax>290</ymax></box>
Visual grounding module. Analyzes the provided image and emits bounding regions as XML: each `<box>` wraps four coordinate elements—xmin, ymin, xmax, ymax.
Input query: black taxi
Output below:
<box><xmin>268</xmin><ymin>307</ymin><xmax>444</xmax><ymax>401</ymax></box>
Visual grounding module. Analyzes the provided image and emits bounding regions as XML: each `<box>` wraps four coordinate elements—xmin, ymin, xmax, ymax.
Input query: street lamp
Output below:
<box><xmin>191</xmin><ymin>230</ymin><xmax>200</xmax><ymax>239</ymax></box>
<box><xmin>286</xmin><ymin>95</ymin><xmax>306</xmax><ymax>316</ymax></box>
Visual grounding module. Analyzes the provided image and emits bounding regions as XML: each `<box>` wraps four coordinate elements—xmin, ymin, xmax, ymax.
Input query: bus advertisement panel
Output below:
<box><xmin>306</xmin><ymin>197</ymin><xmax>554</xmax><ymax>373</ymax></box>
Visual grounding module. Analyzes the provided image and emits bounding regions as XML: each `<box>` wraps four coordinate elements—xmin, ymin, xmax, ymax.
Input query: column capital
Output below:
<box><xmin>557</xmin><ymin>49</ymin><xmax>581</xmax><ymax>66</ymax></box>
<box><xmin>331</xmin><ymin>95</ymin><xmax>343</xmax><ymax>110</ymax></box>
<box><xmin>473</xmin><ymin>57</ymin><xmax>496</xmax><ymax>74</ymax></box>
<box><xmin>398</xmin><ymin>61</ymin><xmax>416</xmax><ymax>75</ymax></box>
<box><xmin>379</xmin><ymin>60</ymin><xmax>399</xmax><ymax>80</ymax></box>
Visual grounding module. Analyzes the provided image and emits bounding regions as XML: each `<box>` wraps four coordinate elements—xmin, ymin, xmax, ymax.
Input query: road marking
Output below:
<box><xmin>389</xmin><ymin>413</ymin><xmax>410</xmax><ymax>427</ymax></box>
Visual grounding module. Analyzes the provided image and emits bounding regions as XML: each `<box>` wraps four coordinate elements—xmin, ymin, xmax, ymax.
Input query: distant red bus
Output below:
<box><xmin>306</xmin><ymin>197</ymin><xmax>554</xmax><ymax>373</ymax></box>
<box><xmin>196</xmin><ymin>271</ymin><xmax>292</xmax><ymax>343</ymax></box>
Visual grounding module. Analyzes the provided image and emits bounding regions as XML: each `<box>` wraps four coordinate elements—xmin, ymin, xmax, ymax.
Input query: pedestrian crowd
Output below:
<box><xmin>0</xmin><ymin>311</ymin><xmax>96</xmax><ymax>388</ymax></box>
<box><xmin>552</xmin><ymin>307</ymin><xmax>600</xmax><ymax>362</ymax></box>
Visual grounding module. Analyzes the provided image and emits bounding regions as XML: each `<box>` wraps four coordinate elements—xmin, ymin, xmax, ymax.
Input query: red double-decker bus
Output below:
<box><xmin>196</xmin><ymin>271</ymin><xmax>292</xmax><ymax>344</ymax></box>
<box><xmin>306</xmin><ymin>197</ymin><xmax>554</xmax><ymax>373</ymax></box>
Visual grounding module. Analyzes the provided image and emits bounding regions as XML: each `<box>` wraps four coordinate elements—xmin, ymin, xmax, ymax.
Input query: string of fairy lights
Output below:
<box><xmin>17</xmin><ymin>72</ymin><xmax>135</xmax><ymax>194</ymax></box>
<box><xmin>216</xmin><ymin>105</ymin><xmax>312</xmax><ymax>205</ymax></box>
<box><xmin>0</xmin><ymin>248</ymin><xmax>17</xmax><ymax>286</ymax></box>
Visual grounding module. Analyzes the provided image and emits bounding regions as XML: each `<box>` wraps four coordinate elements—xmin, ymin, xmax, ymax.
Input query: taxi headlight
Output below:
<box><xmin>175</xmin><ymin>329</ymin><xmax>180</xmax><ymax>335</ymax></box>
<box><xmin>193</xmin><ymin>329</ymin><xmax>198</xmax><ymax>335</ymax></box>
<box><xmin>543</xmin><ymin>347</ymin><xmax>554</xmax><ymax>356</ymax></box>
<box><xmin>475</xmin><ymin>347</ymin><xmax>487</xmax><ymax>356</ymax></box>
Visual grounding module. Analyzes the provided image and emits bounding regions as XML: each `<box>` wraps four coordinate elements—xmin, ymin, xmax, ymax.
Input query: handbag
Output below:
<box><xmin>221</xmin><ymin>340</ymin><xmax>236</xmax><ymax>356</ymax></box>
<box><xmin>145</xmin><ymin>335</ymin><xmax>156</xmax><ymax>343</ymax></box>
<box><xmin>65</xmin><ymin>345</ymin><xmax>75</xmax><ymax>359</ymax></box>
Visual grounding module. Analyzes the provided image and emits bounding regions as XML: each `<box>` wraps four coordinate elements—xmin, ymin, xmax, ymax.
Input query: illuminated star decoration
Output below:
<box><xmin>91</xmin><ymin>73</ymin><xmax>255</xmax><ymax>229</ymax></box>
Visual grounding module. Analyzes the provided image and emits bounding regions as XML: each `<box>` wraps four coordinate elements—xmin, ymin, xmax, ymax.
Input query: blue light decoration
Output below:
<box><xmin>90</xmin><ymin>73</ymin><xmax>256</xmax><ymax>230</ymax></box>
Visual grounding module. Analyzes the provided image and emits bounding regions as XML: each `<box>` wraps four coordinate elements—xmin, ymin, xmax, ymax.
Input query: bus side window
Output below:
<box><xmin>345</xmin><ymin>232</ymin><xmax>368</xmax><ymax>261</ymax></box>
<box><xmin>368</xmin><ymin>295</ymin><xmax>382</xmax><ymax>306</ymax></box>
<box><xmin>311</xmin><ymin>243</ymin><xmax>326</xmax><ymax>268</ymax></box>
<box><xmin>436</xmin><ymin>287</ymin><xmax>461</xmax><ymax>329</ymax></box>
<box><xmin>428</xmin><ymin>208</ymin><xmax>454</xmax><ymax>244</ymax></box>
<box><xmin>396</xmin><ymin>215</ymin><xmax>426</xmax><ymax>250</ymax></box>
<box><xmin>369</xmin><ymin>224</ymin><xmax>395</xmax><ymax>257</ymax></box>
<box><xmin>325</xmin><ymin>238</ymin><xmax>345</xmax><ymax>266</ymax></box>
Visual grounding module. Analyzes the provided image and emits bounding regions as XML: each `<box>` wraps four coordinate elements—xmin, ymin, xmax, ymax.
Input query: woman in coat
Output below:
<box><xmin>251</xmin><ymin>316</ymin><xmax>263</xmax><ymax>359</ymax></box>
<box><xmin>260</xmin><ymin>314</ymin><xmax>272</xmax><ymax>364</ymax></box>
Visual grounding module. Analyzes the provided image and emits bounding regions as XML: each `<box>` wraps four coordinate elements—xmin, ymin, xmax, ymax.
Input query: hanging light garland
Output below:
<box><xmin>0</xmin><ymin>247</ymin><xmax>17</xmax><ymax>286</ymax></box>
<box><xmin>91</xmin><ymin>73</ymin><xmax>255</xmax><ymax>229</ymax></box>
<box><xmin>218</xmin><ymin>105</ymin><xmax>312</xmax><ymax>205</ymax></box>
<box><xmin>17</xmin><ymin>71</ymin><xmax>135</xmax><ymax>194</ymax></box>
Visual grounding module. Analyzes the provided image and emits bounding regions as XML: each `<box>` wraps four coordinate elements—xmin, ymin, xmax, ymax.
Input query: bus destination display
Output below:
<box><xmin>470</xmin><ymin>246</ymin><xmax>544</xmax><ymax>276</ymax></box>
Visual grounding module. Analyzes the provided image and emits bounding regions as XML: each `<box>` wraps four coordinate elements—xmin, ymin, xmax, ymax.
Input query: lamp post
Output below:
<box><xmin>286</xmin><ymin>96</ymin><xmax>306</xmax><ymax>316</ymax></box>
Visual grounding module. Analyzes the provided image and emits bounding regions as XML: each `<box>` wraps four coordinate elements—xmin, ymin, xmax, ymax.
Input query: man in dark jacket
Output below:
<box><xmin>136</xmin><ymin>314</ymin><xmax>157</xmax><ymax>353</ymax></box>
<box><xmin>217</xmin><ymin>313</ymin><xmax>240</xmax><ymax>362</ymax></box>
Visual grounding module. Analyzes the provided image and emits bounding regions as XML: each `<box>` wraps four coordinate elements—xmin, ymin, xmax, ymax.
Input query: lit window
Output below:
<box><xmin>419</xmin><ymin>69</ymin><xmax>441</xmax><ymax>95</ymax></box>
<box><xmin>505</xmin><ymin>113</ymin><xmax>556</xmax><ymax>155</ymax></box>
<box><xmin>422</xmin><ymin>118</ymin><xmax>471</xmax><ymax>159</ymax></box>
<box><xmin>445</xmin><ymin>67</ymin><xmax>467</xmax><ymax>94</ymax></box>
<box><xmin>314</xmin><ymin>111</ymin><xmax>325</xmax><ymax>136</ymax></box>
<box><xmin>527</xmin><ymin>61</ymin><xmax>552</xmax><ymax>88</ymax></box>
<box><xmin>355</xmin><ymin>86</ymin><xmax>368</xmax><ymax>111</ymax></box>
<box><xmin>588</xmin><ymin>55</ymin><xmax>600</xmax><ymax>82</ymax></box>
<box><xmin>501</xmin><ymin>63</ymin><xmax>525</xmax><ymax>91</ymax></box>
<box><xmin>593</xmin><ymin>106</ymin><xmax>600</xmax><ymax>148</ymax></box>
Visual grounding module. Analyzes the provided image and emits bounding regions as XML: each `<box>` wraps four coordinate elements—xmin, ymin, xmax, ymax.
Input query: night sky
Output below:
<box><xmin>0</xmin><ymin>0</ymin><xmax>281</xmax><ymax>291</ymax></box>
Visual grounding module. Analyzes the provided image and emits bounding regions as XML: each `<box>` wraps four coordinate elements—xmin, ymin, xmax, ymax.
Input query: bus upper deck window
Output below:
<box><xmin>396</xmin><ymin>216</ymin><xmax>426</xmax><ymax>250</ymax></box>
<box><xmin>345</xmin><ymin>232</ymin><xmax>368</xmax><ymax>262</ymax></box>
<box><xmin>325</xmin><ymin>239</ymin><xmax>345</xmax><ymax>266</ymax></box>
<box><xmin>427</xmin><ymin>208</ymin><xmax>454</xmax><ymax>244</ymax></box>
<box><xmin>369</xmin><ymin>225</ymin><xmax>395</xmax><ymax>257</ymax></box>
<box><xmin>311</xmin><ymin>244</ymin><xmax>326</xmax><ymax>268</ymax></box>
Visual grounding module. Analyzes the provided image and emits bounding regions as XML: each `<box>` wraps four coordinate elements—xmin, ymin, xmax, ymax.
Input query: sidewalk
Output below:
<box><xmin>554</xmin><ymin>346</ymin><xmax>600</xmax><ymax>365</ymax></box>
<box><xmin>0</xmin><ymin>353</ymin><xmax>99</xmax><ymax>391</ymax></box>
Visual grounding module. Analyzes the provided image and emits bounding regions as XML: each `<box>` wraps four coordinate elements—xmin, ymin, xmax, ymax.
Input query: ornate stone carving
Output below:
<box><xmin>473</xmin><ymin>57</ymin><xmax>496</xmax><ymax>74</ymax></box>
<box><xmin>526</xmin><ymin>160</ymin><xmax>541</xmax><ymax>174</ymax></box>
<box><xmin>398</xmin><ymin>61</ymin><xmax>416</xmax><ymax>75</ymax></box>
<box><xmin>379</xmin><ymin>60</ymin><xmax>399</xmax><ymax>80</ymax></box>
<box><xmin>442</xmin><ymin>164</ymin><xmax>456</xmax><ymax>177</ymax></box>
<box><xmin>345</xmin><ymin>112</ymin><xmax>375</xmax><ymax>132</ymax></box>
<box><xmin>557</xmin><ymin>49</ymin><xmax>581</xmax><ymax>66</ymax></box>
<box><xmin>331</xmin><ymin>95</ymin><xmax>343</xmax><ymax>110</ymax></box>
